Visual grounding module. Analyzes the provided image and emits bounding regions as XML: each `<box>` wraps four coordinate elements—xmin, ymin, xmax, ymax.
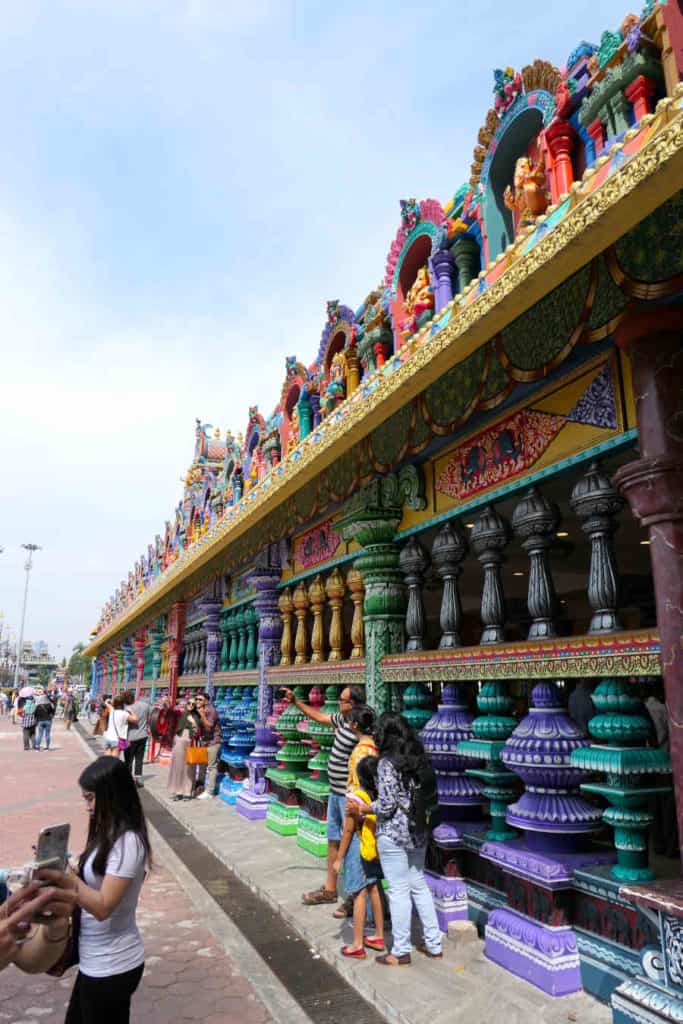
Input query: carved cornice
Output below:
<box><xmin>86</xmin><ymin>93</ymin><xmax>683</xmax><ymax>656</ymax></box>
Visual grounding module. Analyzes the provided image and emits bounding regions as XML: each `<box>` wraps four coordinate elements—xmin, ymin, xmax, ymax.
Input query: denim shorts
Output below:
<box><xmin>342</xmin><ymin>834</ymin><xmax>367</xmax><ymax>895</ymax></box>
<box><xmin>326</xmin><ymin>791</ymin><xmax>347</xmax><ymax>841</ymax></box>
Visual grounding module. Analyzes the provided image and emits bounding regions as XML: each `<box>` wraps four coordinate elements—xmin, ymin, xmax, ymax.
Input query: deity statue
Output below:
<box><xmin>503</xmin><ymin>155</ymin><xmax>549</xmax><ymax>232</ymax></box>
<box><xmin>320</xmin><ymin>351</ymin><xmax>348</xmax><ymax>417</ymax></box>
<box><xmin>400</xmin><ymin>264</ymin><xmax>434</xmax><ymax>340</ymax></box>
<box><xmin>289</xmin><ymin>405</ymin><xmax>300</xmax><ymax>449</ymax></box>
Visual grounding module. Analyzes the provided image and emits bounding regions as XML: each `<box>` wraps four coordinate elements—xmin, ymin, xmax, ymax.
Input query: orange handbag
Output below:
<box><xmin>186</xmin><ymin>744</ymin><xmax>208</xmax><ymax>765</ymax></box>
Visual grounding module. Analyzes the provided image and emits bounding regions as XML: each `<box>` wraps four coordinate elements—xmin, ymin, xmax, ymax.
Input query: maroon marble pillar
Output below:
<box><xmin>614</xmin><ymin>317</ymin><xmax>683</xmax><ymax>868</ymax></box>
<box><xmin>168</xmin><ymin>601</ymin><xmax>187</xmax><ymax>706</ymax></box>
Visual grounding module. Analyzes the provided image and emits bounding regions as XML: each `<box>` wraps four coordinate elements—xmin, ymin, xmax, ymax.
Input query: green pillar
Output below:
<box><xmin>245</xmin><ymin>604</ymin><xmax>258</xmax><ymax>670</ymax></box>
<box><xmin>228</xmin><ymin>612</ymin><xmax>238</xmax><ymax>671</ymax></box>
<box><xmin>219</xmin><ymin>612</ymin><xmax>230</xmax><ymax>672</ymax></box>
<box><xmin>235</xmin><ymin>608</ymin><xmax>247</xmax><ymax>671</ymax></box>
<box><xmin>149</xmin><ymin>628</ymin><xmax>164</xmax><ymax>703</ymax></box>
<box><xmin>340</xmin><ymin>467</ymin><xmax>425</xmax><ymax>713</ymax></box>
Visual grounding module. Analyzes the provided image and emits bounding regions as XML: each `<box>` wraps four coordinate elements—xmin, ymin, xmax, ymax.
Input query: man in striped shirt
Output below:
<box><xmin>281</xmin><ymin>685</ymin><xmax>365</xmax><ymax>914</ymax></box>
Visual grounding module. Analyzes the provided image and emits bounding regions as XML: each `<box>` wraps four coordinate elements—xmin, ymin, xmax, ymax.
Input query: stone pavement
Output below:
<box><xmin>144</xmin><ymin>765</ymin><xmax>612</xmax><ymax>1024</ymax></box>
<box><xmin>0</xmin><ymin>716</ymin><xmax>303</xmax><ymax>1024</ymax></box>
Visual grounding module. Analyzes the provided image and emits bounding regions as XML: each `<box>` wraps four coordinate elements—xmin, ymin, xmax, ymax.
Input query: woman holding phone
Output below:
<box><xmin>39</xmin><ymin>755</ymin><xmax>152</xmax><ymax>1024</ymax></box>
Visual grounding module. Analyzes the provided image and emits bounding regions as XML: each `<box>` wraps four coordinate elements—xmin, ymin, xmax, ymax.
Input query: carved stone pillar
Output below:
<box><xmin>614</xmin><ymin>324</ymin><xmax>683</xmax><ymax>868</ymax></box>
<box><xmin>346</xmin><ymin>348</ymin><xmax>360</xmax><ymax>395</ymax></box>
<box><xmin>202</xmin><ymin>599</ymin><xmax>222</xmax><ymax>699</ymax></box>
<box><xmin>228</xmin><ymin>612</ymin><xmax>239</xmax><ymax>671</ymax></box>
<box><xmin>219</xmin><ymin>613</ymin><xmax>230</xmax><ymax>672</ymax></box>
<box><xmin>123</xmin><ymin>639</ymin><xmax>134</xmax><ymax>688</ymax></box>
<box><xmin>346</xmin><ymin>569</ymin><xmax>365</xmax><ymax>658</ymax></box>
<box><xmin>292</xmin><ymin>581</ymin><xmax>310</xmax><ymax>664</ymax></box>
<box><xmin>340</xmin><ymin>482</ymin><xmax>407</xmax><ymax>712</ymax></box>
<box><xmin>625</xmin><ymin>74</ymin><xmax>657</xmax><ymax>122</ymax></box>
<box><xmin>237</xmin><ymin>549</ymin><xmax>282</xmax><ymax>820</ymax></box>
<box><xmin>570</xmin><ymin>462</ymin><xmax>624</xmax><ymax>633</ymax></box>
<box><xmin>278</xmin><ymin>588</ymin><xmax>294</xmax><ymax>666</ymax></box>
<box><xmin>325</xmin><ymin>569</ymin><xmax>346</xmax><ymax>661</ymax></box>
<box><xmin>432</xmin><ymin>521</ymin><xmax>467</xmax><ymax>648</ymax></box>
<box><xmin>471</xmin><ymin>505</ymin><xmax>509</xmax><ymax>645</ymax></box>
<box><xmin>235</xmin><ymin>609</ymin><xmax>247</xmax><ymax>671</ymax></box>
<box><xmin>430</xmin><ymin>249</ymin><xmax>455</xmax><ymax>313</ymax></box>
<box><xmin>308</xmin><ymin>575</ymin><xmax>326</xmax><ymax>663</ymax></box>
<box><xmin>245</xmin><ymin>604</ymin><xmax>258</xmax><ymax>670</ymax></box>
<box><xmin>399</xmin><ymin>537</ymin><xmax>430</xmax><ymax>651</ymax></box>
<box><xmin>512</xmin><ymin>487</ymin><xmax>560</xmax><ymax>640</ymax></box>
<box><xmin>168</xmin><ymin>601</ymin><xmax>186</xmax><ymax>705</ymax></box>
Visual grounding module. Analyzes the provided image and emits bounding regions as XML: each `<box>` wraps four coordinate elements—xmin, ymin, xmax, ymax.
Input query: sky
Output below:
<box><xmin>0</xmin><ymin>0</ymin><xmax>634</xmax><ymax>657</ymax></box>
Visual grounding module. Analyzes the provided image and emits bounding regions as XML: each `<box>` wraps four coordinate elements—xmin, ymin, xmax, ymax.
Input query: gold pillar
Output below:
<box><xmin>326</xmin><ymin>568</ymin><xmax>346</xmax><ymax>661</ymax></box>
<box><xmin>346</xmin><ymin>348</ymin><xmax>360</xmax><ymax>395</ymax></box>
<box><xmin>308</xmin><ymin>575</ymin><xmax>326</xmax><ymax>663</ymax></box>
<box><xmin>293</xmin><ymin>581</ymin><xmax>310</xmax><ymax>664</ymax></box>
<box><xmin>347</xmin><ymin>568</ymin><xmax>365</xmax><ymax>659</ymax></box>
<box><xmin>278</xmin><ymin>588</ymin><xmax>294</xmax><ymax>667</ymax></box>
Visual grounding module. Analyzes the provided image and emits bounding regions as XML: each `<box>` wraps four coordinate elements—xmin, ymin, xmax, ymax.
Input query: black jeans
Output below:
<box><xmin>65</xmin><ymin>963</ymin><xmax>144</xmax><ymax>1024</ymax></box>
<box><xmin>23</xmin><ymin>725</ymin><xmax>36</xmax><ymax>750</ymax></box>
<box><xmin>123</xmin><ymin>738</ymin><xmax>146</xmax><ymax>778</ymax></box>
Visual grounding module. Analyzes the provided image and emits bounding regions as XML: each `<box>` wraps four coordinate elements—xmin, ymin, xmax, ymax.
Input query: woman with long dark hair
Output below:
<box><xmin>39</xmin><ymin>755</ymin><xmax>152</xmax><ymax>1023</ymax></box>
<box><xmin>355</xmin><ymin>712</ymin><xmax>442</xmax><ymax>966</ymax></box>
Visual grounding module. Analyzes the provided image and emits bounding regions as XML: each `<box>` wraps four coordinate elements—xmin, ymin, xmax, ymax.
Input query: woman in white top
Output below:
<box><xmin>40</xmin><ymin>755</ymin><xmax>151</xmax><ymax>1024</ymax></box>
<box><xmin>102</xmin><ymin>695</ymin><xmax>136</xmax><ymax>758</ymax></box>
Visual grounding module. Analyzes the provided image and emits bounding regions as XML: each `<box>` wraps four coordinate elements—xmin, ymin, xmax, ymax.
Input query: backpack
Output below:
<box><xmin>35</xmin><ymin>701</ymin><xmax>53</xmax><ymax>721</ymax></box>
<box><xmin>408</xmin><ymin>763</ymin><xmax>441</xmax><ymax>844</ymax></box>
<box><xmin>23</xmin><ymin>698</ymin><xmax>36</xmax><ymax>716</ymax></box>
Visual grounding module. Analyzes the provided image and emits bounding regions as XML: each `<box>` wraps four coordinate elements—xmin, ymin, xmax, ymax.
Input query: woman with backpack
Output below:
<box><xmin>350</xmin><ymin>712</ymin><xmax>442</xmax><ymax>967</ymax></box>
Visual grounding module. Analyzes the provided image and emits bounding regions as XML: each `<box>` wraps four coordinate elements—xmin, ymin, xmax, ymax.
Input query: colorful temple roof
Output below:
<box><xmin>87</xmin><ymin>2</ymin><xmax>683</xmax><ymax>654</ymax></box>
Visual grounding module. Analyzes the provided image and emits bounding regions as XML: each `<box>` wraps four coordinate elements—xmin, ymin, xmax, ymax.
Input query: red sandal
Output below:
<box><xmin>364</xmin><ymin>937</ymin><xmax>385</xmax><ymax>951</ymax></box>
<box><xmin>341</xmin><ymin>945</ymin><xmax>366</xmax><ymax>959</ymax></box>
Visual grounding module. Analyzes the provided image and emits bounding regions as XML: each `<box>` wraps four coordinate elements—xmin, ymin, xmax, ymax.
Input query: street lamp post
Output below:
<box><xmin>13</xmin><ymin>544</ymin><xmax>42</xmax><ymax>691</ymax></box>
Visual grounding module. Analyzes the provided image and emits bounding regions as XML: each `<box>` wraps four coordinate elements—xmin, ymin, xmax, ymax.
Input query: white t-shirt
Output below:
<box><xmin>104</xmin><ymin>708</ymin><xmax>130</xmax><ymax>745</ymax></box>
<box><xmin>78</xmin><ymin>831</ymin><xmax>146</xmax><ymax>977</ymax></box>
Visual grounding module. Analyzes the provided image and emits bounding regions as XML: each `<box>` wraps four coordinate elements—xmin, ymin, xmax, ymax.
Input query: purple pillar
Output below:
<box><xmin>310</xmin><ymin>391</ymin><xmax>321</xmax><ymax>429</ymax></box>
<box><xmin>202</xmin><ymin>599</ymin><xmax>222</xmax><ymax>701</ymax></box>
<box><xmin>430</xmin><ymin>249</ymin><xmax>455</xmax><ymax>314</ymax></box>
<box><xmin>236</xmin><ymin>546</ymin><xmax>283</xmax><ymax>820</ymax></box>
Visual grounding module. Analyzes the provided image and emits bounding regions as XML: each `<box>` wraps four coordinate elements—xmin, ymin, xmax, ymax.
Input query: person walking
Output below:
<box><xmin>355</xmin><ymin>712</ymin><xmax>442</xmax><ymax>967</ymax></box>
<box><xmin>167</xmin><ymin>698</ymin><xmax>202</xmax><ymax>801</ymax></box>
<box><xmin>64</xmin><ymin>691</ymin><xmax>79</xmax><ymax>731</ymax></box>
<box><xmin>34</xmin><ymin>687</ymin><xmax>55</xmax><ymax>750</ymax></box>
<box><xmin>195</xmin><ymin>693</ymin><xmax>222</xmax><ymax>800</ymax></box>
<box><xmin>0</xmin><ymin>691</ymin><xmax>8</xmax><ymax>716</ymax></box>
<box><xmin>39</xmin><ymin>756</ymin><xmax>152</xmax><ymax>1024</ymax></box>
<box><xmin>281</xmin><ymin>685</ymin><xmax>364</xmax><ymax>916</ymax></box>
<box><xmin>121</xmin><ymin>691</ymin><xmax>150</xmax><ymax>788</ymax></box>
<box><xmin>20</xmin><ymin>695</ymin><xmax>37</xmax><ymax>751</ymax></box>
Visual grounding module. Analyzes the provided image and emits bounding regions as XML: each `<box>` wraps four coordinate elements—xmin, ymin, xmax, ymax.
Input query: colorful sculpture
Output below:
<box><xmin>320</xmin><ymin>352</ymin><xmax>347</xmax><ymax>418</ymax></box>
<box><xmin>504</xmin><ymin>155</ymin><xmax>549</xmax><ymax>232</ymax></box>
<box><xmin>400</xmin><ymin>265</ymin><xmax>434</xmax><ymax>339</ymax></box>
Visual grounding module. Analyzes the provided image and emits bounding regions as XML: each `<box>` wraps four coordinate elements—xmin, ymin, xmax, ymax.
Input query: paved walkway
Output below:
<box><xmin>143</xmin><ymin>761</ymin><xmax>612</xmax><ymax>1024</ymax></box>
<box><xmin>0</xmin><ymin>717</ymin><xmax>287</xmax><ymax>1024</ymax></box>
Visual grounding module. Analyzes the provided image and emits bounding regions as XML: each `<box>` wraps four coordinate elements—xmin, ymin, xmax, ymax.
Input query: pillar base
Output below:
<box><xmin>425</xmin><ymin>870</ymin><xmax>468</xmax><ymax>932</ymax></box>
<box><xmin>485</xmin><ymin>907</ymin><xmax>582</xmax><ymax>997</ymax></box>
<box><xmin>265</xmin><ymin>797</ymin><xmax>300</xmax><ymax>836</ymax></box>
<box><xmin>235</xmin><ymin>786</ymin><xmax>270</xmax><ymax>820</ymax></box>
<box><xmin>218</xmin><ymin>776</ymin><xmax>244</xmax><ymax>806</ymax></box>
<box><xmin>296</xmin><ymin>811</ymin><xmax>328</xmax><ymax>858</ymax></box>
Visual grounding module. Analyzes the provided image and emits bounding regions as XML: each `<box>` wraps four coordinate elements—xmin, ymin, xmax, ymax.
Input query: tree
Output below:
<box><xmin>37</xmin><ymin>666</ymin><xmax>50</xmax><ymax>687</ymax></box>
<box><xmin>68</xmin><ymin>642</ymin><xmax>90</xmax><ymax>683</ymax></box>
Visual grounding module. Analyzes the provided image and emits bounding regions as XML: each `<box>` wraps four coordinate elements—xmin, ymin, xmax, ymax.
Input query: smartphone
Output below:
<box><xmin>32</xmin><ymin>823</ymin><xmax>70</xmax><ymax>923</ymax></box>
<box><xmin>35</xmin><ymin>823</ymin><xmax>70</xmax><ymax>873</ymax></box>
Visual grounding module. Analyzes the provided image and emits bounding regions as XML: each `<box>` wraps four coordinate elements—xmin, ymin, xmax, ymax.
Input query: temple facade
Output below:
<box><xmin>85</xmin><ymin>5</ymin><xmax>683</xmax><ymax>1020</ymax></box>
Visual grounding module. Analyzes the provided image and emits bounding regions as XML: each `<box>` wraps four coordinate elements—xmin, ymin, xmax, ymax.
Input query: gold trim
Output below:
<box><xmin>86</xmin><ymin>96</ymin><xmax>683</xmax><ymax>656</ymax></box>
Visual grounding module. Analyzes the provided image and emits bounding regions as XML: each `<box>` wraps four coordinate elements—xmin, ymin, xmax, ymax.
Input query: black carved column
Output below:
<box><xmin>570</xmin><ymin>462</ymin><xmax>624</xmax><ymax>633</ymax></box>
<box><xmin>512</xmin><ymin>486</ymin><xmax>560</xmax><ymax>639</ymax></box>
<box><xmin>399</xmin><ymin>537</ymin><xmax>430</xmax><ymax>651</ymax></box>
<box><xmin>471</xmin><ymin>504</ymin><xmax>509</xmax><ymax>644</ymax></box>
<box><xmin>432</xmin><ymin>522</ymin><xmax>467</xmax><ymax>648</ymax></box>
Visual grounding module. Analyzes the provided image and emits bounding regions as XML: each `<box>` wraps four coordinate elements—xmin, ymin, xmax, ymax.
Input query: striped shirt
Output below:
<box><xmin>327</xmin><ymin>713</ymin><xmax>358</xmax><ymax>796</ymax></box>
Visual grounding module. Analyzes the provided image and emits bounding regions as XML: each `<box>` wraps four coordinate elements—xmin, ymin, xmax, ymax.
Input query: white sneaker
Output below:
<box><xmin>197</xmin><ymin>791</ymin><xmax>214</xmax><ymax>800</ymax></box>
